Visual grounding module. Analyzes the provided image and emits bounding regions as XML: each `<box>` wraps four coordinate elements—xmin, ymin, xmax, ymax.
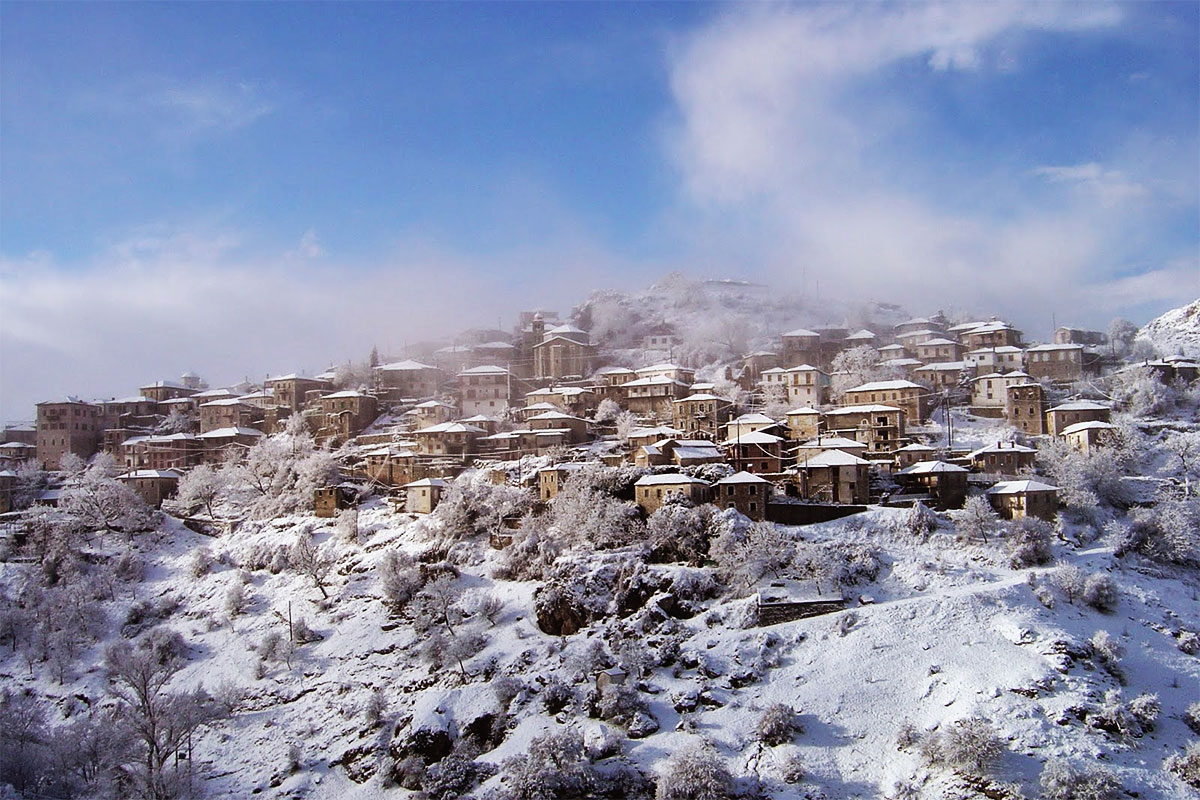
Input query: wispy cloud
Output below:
<box><xmin>1033</xmin><ymin>162</ymin><xmax>1149</xmax><ymax>206</ymax></box>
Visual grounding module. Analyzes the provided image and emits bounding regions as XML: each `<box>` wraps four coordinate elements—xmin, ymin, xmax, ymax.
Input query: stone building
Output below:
<box><xmin>633</xmin><ymin>473</ymin><xmax>711</xmax><ymax>515</ymax></box>
<box><xmin>265</xmin><ymin>374</ymin><xmax>332</xmax><ymax>411</ymax></box>
<box><xmin>1045</xmin><ymin>400</ymin><xmax>1111</xmax><ymax>437</ymax></box>
<box><xmin>1005</xmin><ymin>382</ymin><xmax>1046</xmax><ymax>436</ymax></box>
<box><xmin>374</xmin><ymin>360</ymin><xmax>444</xmax><ymax>403</ymax></box>
<box><xmin>672</xmin><ymin>393</ymin><xmax>732</xmax><ymax>441</ymax></box>
<box><xmin>1025</xmin><ymin>344</ymin><xmax>1085</xmax><ymax>383</ymax></box>
<box><xmin>714</xmin><ymin>471</ymin><xmax>772</xmax><ymax>520</ymax></box>
<box><xmin>199</xmin><ymin>399</ymin><xmax>255</xmax><ymax>433</ymax></box>
<box><xmin>117</xmin><ymin>469</ymin><xmax>181</xmax><ymax>508</ymax></box>
<box><xmin>823</xmin><ymin>404</ymin><xmax>904</xmax><ymax>455</ymax></box>
<box><xmin>458</xmin><ymin>365</ymin><xmax>515</xmax><ymax>417</ymax></box>
<box><xmin>843</xmin><ymin>380</ymin><xmax>930</xmax><ymax>425</ymax></box>
<box><xmin>966</xmin><ymin>442</ymin><xmax>1037</xmax><ymax>476</ymax></box>
<box><xmin>793</xmin><ymin>449</ymin><xmax>871</xmax><ymax>504</ymax></box>
<box><xmin>36</xmin><ymin>398</ymin><xmax>102</xmax><ymax>469</ymax></box>
<box><xmin>895</xmin><ymin>461</ymin><xmax>968</xmax><ymax>509</ymax></box>
<box><xmin>987</xmin><ymin>479</ymin><xmax>1058</xmax><ymax>522</ymax></box>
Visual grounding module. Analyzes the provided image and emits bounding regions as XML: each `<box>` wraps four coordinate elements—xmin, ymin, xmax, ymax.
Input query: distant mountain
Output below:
<box><xmin>1138</xmin><ymin>298</ymin><xmax>1200</xmax><ymax>358</ymax></box>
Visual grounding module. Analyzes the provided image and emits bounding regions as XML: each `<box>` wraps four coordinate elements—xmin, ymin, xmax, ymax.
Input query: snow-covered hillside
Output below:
<box><xmin>1139</xmin><ymin>299</ymin><xmax>1200</xmax><ymax>359</ymax></box>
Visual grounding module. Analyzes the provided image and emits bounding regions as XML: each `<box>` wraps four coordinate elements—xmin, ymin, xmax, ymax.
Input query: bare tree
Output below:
<box><xmin>290</xmin><ymin>533</ymin><xmax>335</xmax><ymax>600</ymax></box>
<box><xmin>174</xmin><ymin>464</ymin><xmax>227</xmax><ymax>519</ymax></box>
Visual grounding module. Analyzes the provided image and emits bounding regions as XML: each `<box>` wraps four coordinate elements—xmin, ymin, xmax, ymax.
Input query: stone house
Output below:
<box><xmin>318</xmin><ymin>391</ymin><xmax>379</xmax><ymax>441</ymax></box>
<box><xmin>714</xmin><ymin>471</ymin><xmax>772</xmax><ymax>520</ymax></box>
<box><xmin>197</xmin><ymin>426</ymin><xmax>264</xmax><ymax>463</ymax></box>
<box><xmin>672</xmin><ymin>393</ymin><xmax>732</xmax><ymax>441</ymax></box>
<box><xmin>843</xmin><ymin>380</ymin><xmax>930</xmax><ymax>425</ymax></box>
<box><xmin>823</xmin><ymin>404</ymin><xmax>904</xmax><ymax>455</ymax></box>
<box><xmin>971</xmin><ymin>370</ymin><xmax>1032</xmax><ymax>414</ymax></box>
<box><xmin>1025</xmin><ymin>344</ymin><xmax>1085</xmax><ymax>382</ymax></box>
<box><xmin>721</xmin><ymin>431</ymin><xmax>786</xmax><ymax>474</ymax></box>
<box><xmin>962</xmin><ymin>321</ymin><xmax>1022</xmax><ymax>350</ymax></box>
<box><xmin>987</xmin><ymin>480</ymin><xmax>1058</xmax><ymax>522</ymax></box>
<box><xmin>199</xmin><ymin>399</ymin><xmax>255</xmax><ymax>433</ymax></box>
<box><xmin>633</xmin><ymin>438</ymin><xmax>722</xmax><ymax>468</ymax></box>
<box><xmin>117</xmin><ymin>469</ymin><xmax>181</xmax><ymax>508</ymax></box>
<box><xmin>781</xmin><ymin>365</ymin><xmax>830</xmax><ymax>407</ymax></box>
<box><xmin>780</xmin><ymin>328</ymin><xmax>821</xmax><ymax>366</ymax></box>
<box><xmin>894</xmin><ymin>443</ymin><xmax>936</xmax><ymax>469</ymax></box>
<box><xmin>527</xmin><ymin>411</ymin><xmax>589</xmax><ymax>444</ymax></box>
<box><xmin>845</xmin><ymin>329</ymin><xmax>877</xmax><ymax>347</ymax></box>
<box><xmin>0</xmin><ymin>470</ymin><xmax>14</xmax><ymax>514</ymax></box>
<box><xmin>373</xmin><ymin>360</ymin><xmax>444</xmax><ymax>403</ymax></box>
<box><xmin>534</xmin><ymin>325</ymin><xmax>595</xmax><ymax>380</ymax></box>
<box><xmin>725</xmin><ymin>413</ymin><xmax>782</xmax><ymax>440</ymax></box>
<box><xmin>894</xmin><ymin>317</ymin><xmax>944</xmax><ymax>337</ymax></box>
<box><xmin>458</xmin><ymin>365</ymin><xmax>515</xmax><ymax>417</ymax></box>
<box><xmin>1061</xmin><ymin>421</ymin><xmax>1116</xmax><ymax>455</ymax></box>
<box><xmin>1054</xmin><ymin>327</ymin><xmax>1107</xmax><ymax>347</ymax></box>
<box><xmin>740</xmin><ymin>352</ymin><xmax>781</xmax><ymax>385</ymax></box>
<box><xmin>403</xmin><ymin>478</ymin><xmax>449</xmax><ymax>514</ymax></box>
<box><xmin>139</xmin><ymin>380</ymin><xmax>198</xmax><ymax>403</ymax></box>
<box><xmin>191</xmin><ymin>388</ymin><xmax>239</xmax><ymax>405</ymax></box>
<box><xmin>793</xmin><ymin>436</ymin><xmax>870</xmax><ymax>463</ymax></box>
<box><xmin>634</xmin><ymin>473</ymin><xmax>711</xmax><ymax>515</ymax></box>
<box><xmin>36</xmin><ymin>398</ymin><xmax>102</xmax><ymax>470</ymax></box>
<box><xmin>0</xmin><ymin>442</ymin><xmax>38</xmax><ymax>469</ymax></box>
<box><xmin>642</xmin><ymin>323</ymin><xmax>678</xmax><ymax>351</ymax></box>
<box><xmin>359</xmin><ymin>446</ymin><xmax>417</xmax><ymax>486</ymax></box>
<box><xmin>914</xmin><ymin>362</ymin><xmax>971</xmax><ymax>392</ymax></box>
<box><xmin>101</xmin><ymin>396</ymin><xmax>160</xmax><ymax>430</ymax></box>
<box><xmin>877</xmin><ymin>343</ymin><xmax>910</xmax><ymax>361</ymax></box>
<box><xmin>315</xmin><ymin>485</ymin><xmax>358</xmax><ymax>518</ymax></box>
<box><xmin>622</xmin><ymin>376</ymin><xmax>690</xmax><ymax>417</ymax></box>
<box><xmin>793</xmin><ymin>449</ymin><xmax>871</xmax><ymax>504</ymax></box>
<box><xmin>636</xmin><ymin>363</ymin><xmax>697</xmax><ymax>385</ymax></box>
<box><xmin>914</xmin><ymin>338</ymin><xmax>964</xmax><ymax>363</ymax></box>
<box><xmin>538</xmin><ymin>465</ymin><xmax>578</xmax><ymax>501</ymax></box>
<box><xmin>896</xmin><ymin>329</ymin><xmax>941</xmax><ymax>350</ymax></box>
<box><xmin>1006</xmin><ymin>382</ymin><xmax>1046</xmax><ymax>436</ymax></box>
<box><xmin>265</xmin><ymin>375</ymin><xmax>332</xmax><ymax>411</ymax></box>
<box><xmin>1</xmin><ymin>425</ymin><xmax>37</xmax><ymax>446</ymax></box>
<box><xmin>411</xmin><ymin>400</ymin><xmax>457</xmax><ymax>429</ymax></box>
<box><xmin>413</xmin><ymin>422</ymin><xmax>486</xmax><ymax>457</ymax></box>
<box><xmin>895</xmin><ymin>461</ymin><xmax>968</xmax><ymax>509</ymax></box>
<box><xmin>120</xmin><ymin>433</ymin><xmax>202</xmax><ymax>471</ymax></box>
<box><xmin>784</xmin><ymin>408</ymin><xmax>821</xmax><ymax>442</ymax></box>
<box><xmin>965</xmin><ymin>346</ymin><xmax>1025</xmax><ymax>372</ymax></box>
<box><xmin>1045</xmin><ymin>400</ymin><xmax>1111</xmax><ymax>437</ymax></box>
<box><xmin>966</xmin><ymin>441</ymin><xmax>1037</xmax><ymax>475</ymax></box>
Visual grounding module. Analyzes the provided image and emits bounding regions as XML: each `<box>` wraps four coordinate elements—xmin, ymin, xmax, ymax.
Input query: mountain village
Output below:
<box><xmin>1</xmin><ymin>280</ymin><xmax>1198</xmax><ymax>800</ymax></box>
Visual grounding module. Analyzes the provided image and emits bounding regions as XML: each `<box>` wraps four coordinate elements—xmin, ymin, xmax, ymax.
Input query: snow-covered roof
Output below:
<box><xmin>629</xmin><ymin>426</ymin><xmax>683</xmax><ymax>438</ymax></box>
<box><xmin>160</xmin><ymin>397</ymin><xmax>197</xmax><ymax>406</ymax></box>
<box><xmin>266</xmin><ymin>373</ymin><xmax>327</xmax><ymax>383</ymax></box>
<box><xmin>415</xmin><ymin>400</ymin><xmax>455</xmax><ymax>409</ymax></box>
<box><xmin>825</xmin><ymin>404</ymin><xmax>903</xmax><ymax>415</ymax></box>
<box><xmin>897</xmin><ymin>329</ymin><xmax>939</xmax><ymax>339</ymax></box>
<box><xmin>193</xmin><ymin>388</ymin><xmax>237</xmax><ymax>397</ymax></box>
<box><xmin>237</xmin><ymin>390</ymin><xmax>274</xmax><ymax>400</ymax></box>
<box><xmin>673</xmin><ymin>446</ymin><xmax>721</xmax><ymax>461</ymax></box>
<box><xmin>721</xmin><ymin>431</ymin><xmax>783</xmax><ymax>446</ymax></box>
<box><xmin>403</xmin><ymin>478</ymin><xmax>449</xmax><ymax>489</ymax></box>
<box><xmin>882</xmin><ymin>358</ymin><xmax>923</xmax><ymax>368</ymax></box>
<box><xmin>37</xmin><ymin>396</ymin><xmax>95</xmax><ymax>406</ymax></box>
<box><xmin>785</xmin><ymin>407</ymin><xmax>820</xmax><ymax>415</ymax></box>
<box><xmin>196</xmin><ymin>427</ymin><xmax>264</xmax><ymax>438</ymax></box>
<box><xmin>1047</xmin><ymin>400</ymin><xmax>1111</xmax><ymax>413</ymax></box>
<box><xmin>0</xmin><ymin>442</ymin><xmax>36</xmax><ymax>450</ymax></box>
<box><xmin>415</xmin><ymin>422</ymin><xmax>486</xmax><ymax>435</ymax></box>
<box><xmin>548</xmin><ymin>323</ymin><xmax>586</xmax><ymax>335</ymax></box>
<box><xmin>595</xmin><ymin>366</ymin><xmax>636</xmax><ymax>375</ymax></box>
<box><xmin>118</xmin><ymin>469</ymin><xmax>182</xmax><ymax>480</ymax></box>
<box><xmin>676</xmin><ymin>393</ymin><xmax>724</xmax><ymax>403</ymax></box>
<box><xmin>948</xmin><ymin>320</ymin><xmax>988</xmax><ymax>332</ymax></box>
<box><xmin>968</xmin><ymin>442</ymin><xmax>1036</xmax><ymax>457</ymax></box>
<box><xmin>729</xmin><ymin>413</ymin><xmax>777</xmax><ymax>425</ymax></box>
<box><xmin>987</xmin><ymin>480</ymin><xmax>1058</xmax><ymax>495</ymax></box>
<box><xmin>459</xmin><ymin>414</ymin><xmax>496</xmax><ymax>424</ymax></box>
<box><xmin>140</xmin><ymin>379</ymin><xmax>188</xmax><ymax>389</ymax></box>
<box><xmin>323</xmin><ymin>390</ymin><xmax>366</xmax><ymax>399</ymax></box>
<box><xmin>1026</xmin><ymin>343</ymin><xmax>1084</xmax><ymax>352</ymax></box>
<box><xmin>896</xmin><ymin>443</ymin><xmax>935</xmax><ymax>452</ymax></box>
<box><xmin>967</xmin><ymin>346</ymin><xmax>1023</xmax><ymax>354</ymax></box>
<box><xmin>458</xmin><ymin>365</ymin><xmax>510</xmax><ymax>376</ymax></box>
<box><xmin>898</xmin><ymin>460</ymin><xmax>968</xmax><ymax>475</ymax></box>
<box><xmin>716</xmin><ymin>471</ymin><xmax>771</xmax><ymax>485</ymax></box>
<box><xmin>1061</xmin><ymin>421</ymin><xmax>1116</xmax><ymax>435</ymax></box>
<box><xmin>785</xmin><ymin>364</ymin><xmax>823</xmax><ymax>373</ymax></box>
<box><xmin>623</xmin><ymin>376</ymin><xmax>689</xmax><ymax>388</ymax></box>
<box><xmin>200</xmin><ymin>398</ymin><xmax>247</xmax><ymax>407</ymax></box>
<box><xmin>797</xmin><ymin>449</ymin><xmax>871</xmax><ymax>467</ymax></box>
<box><xmin>964</xmin><ymin>321</ymin><xmax>1016</xmax><ymax>334</ymax></box>
<box><xmin>878</xmin><ymin>344</ymin><xmax>908</xmax><ymax>352</ymax></box>
<box><xmin>108</xmin><ymin>395</ymin><xmax>155</xmax><ymax>404</ymax></box>
<box><xmin>847</xmin><ymin>379</ymin><xmax>922</xmax><ymax>393</ymax></box>
<box><xmin>528</xmin><ymin>411</ymin><xmax>584</xmax><ymax>422</ymax></box>
<box><xmin>637</xmin><ymin>362</ymin><xmax>688</xmax><ymax>373</ymax></box>
<box><xmin>782</xmin><ymin>327</ymin><xmax>819</xmax><ymax>338</ymax></box>
<box><xmin>846</xmin><ymin>329</ymin><xmax>877</xmax><ymax>340</ymax></box>
<box><xmin>915</xmin><ymin>361</ymin><xmax>967</xmax><ymax>372</ymax></box>
<box><xmin>917</xmin><ymin>338</ymin><xmax>958</xmax><ymax>347</ymax></box>
<box><xmin>635</xmin><ymin>474</ymin><xmax>709</xmax><ymax>487</ymax></box>
<box><xmin>796</xmin><ymin>436</ymin><xmax>867</xmax><ymax>450</ymax></box>
<box><xmin>522</xmin><ymin>402</ymin><xmax>560</xmax><ymax>412</ymax></box>
<box><xmin>474</xmin><ymin>341</ymin><xmax>514</xmax><ymax>350</ymax></box>
<box><xmin>760</xmin><ymin>367</ymin><xmax>788</xmax><ymax>375</ymax></box>
<box><xmin>376</xmin><ymin>359</ymin><xmax>437</xmax><ymax>371</ymax></box>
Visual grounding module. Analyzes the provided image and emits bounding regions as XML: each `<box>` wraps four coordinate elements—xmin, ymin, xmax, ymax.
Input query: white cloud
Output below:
<box><xmin>662</xmin><ymin>2</ymin><xmax>1198</xmax><ymax>331</ymax></box>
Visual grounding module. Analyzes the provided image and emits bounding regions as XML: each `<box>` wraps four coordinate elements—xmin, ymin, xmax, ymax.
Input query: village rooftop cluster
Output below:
<box><xmin>4</xmin><ymin>307</ymin><xmax>1194</xmax><ymax>525</ymax></box>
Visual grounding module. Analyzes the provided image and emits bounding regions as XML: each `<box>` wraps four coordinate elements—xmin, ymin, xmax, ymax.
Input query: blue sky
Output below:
<box><xmin>1</xmin><ymin>2</ymin><xmax>1197</xmax><ymax>420</ymax></box>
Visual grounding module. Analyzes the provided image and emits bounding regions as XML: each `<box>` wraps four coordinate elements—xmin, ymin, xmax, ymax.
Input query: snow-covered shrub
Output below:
<box><xmin>1183</xmin><ymin>701</ymin><xmax>1200</xmax><ymax>735</ymax></box>
<box><xmin>1178</xmin><ymin>630</ymin><xmax>1200</xmax><ymax>656</ymax></box>
<box><xmin>494</xmin><ymin>517</ymin><xmax>561</xmax><ymax>581</ymax></box>
<box><xmin>645</xmin><ymin>501</ymin><xmax>724</xmax><ymax>565</ymax></box>
<box><xmin>1037</xmin><ymin>437</ymin><xmax>1134</xmax><ymax>513</ymax></box>
<box><xmin>378</xmin><ymin>550</ymin><xmax>425</xmax><ymax>613</ymax></box>
<box><xmin>654</xmin><ymin>739</ymin><xmax>734</xmax><ymax>800</ymax></box>
<box><xmin>898</xmin><ymin>501</ymin><xmax>938</xmax><ymax>539</ymax></box>
<box><xmin>952</xmin><ymin>496</ymin><xmax>1001</xmax><ymax>543</ymax></box>
<box><xmin>895</xmin><ymin>721</ymin><xmax>920</xmax><ymax>750</ymax></box>
<box><xmin>420</xmin><ymin>752</ymin><xmax>496</xmax><ymax>800</ymax></box>
<box><xmin>756</xmin><ymin>703</ymin><xmax>801</xmax><ymax>746</ymax></box>
<box><xmin>1052</xmin><ymin>565</ymin><xmax>1086</xmax><ymax>604</ymax></box>
<box><xmin>550</xmin><ymin>479</ymin><xmax>644</xmax><ymax>550</ymax></box>
<box><xmin>336</xmin><ymin>507</ymin><xmax>359</xmax><ymax>544</ymax></box>
<box><xmin>594</xmin><ymin>397</ymin><xmax>622</xmax><ymax>424</ymax></box>
<box><xmin>1089</xmin><ymin>630</ymin><xmax>1125</xmax><ymax>683</ymax></box>
<box><xmin>290</xmin><ymin>532</ymin><xmax>335</xmax><ymax>600</ymax></box>
<box><xmin>224</xmin><ymin>581</ymin><xmax>246</xmax><ymax>618</ymax></box>
<box><xmin>1087</xmin><ymin>690</ymin><xmax>1157</xmax><ymax>739</ymax></box>
<box><xmin>779</xmin><ymin>750</ymin><xmax>805</xmax><ymax>784</ymax></box>
<box><xmin>491</xmin><ymin>675</ymin><xmax>523</xmax><ymax>710</ymax></box>
<box><xmin>1007</xmin><ymin>517</ymin><xmax>1054</xmax><ymax>568</ymax></box>
<box><xmin>60</xmin><ymin>455</ymin><xmax>157</xmax><ymax>533</ymax></box>
<box><xmin>1126</xmin><ymin>693</ymin><xmax>1160</xmax><ymax>732</ymax></box>
<box><xmin>541</xmin><ymin>678</ymin><xmax>574</xmax><ymax>714</ymax></box>
<box><xmin>1082</xmin><ymin>573</ymin><xmax>1118</xmax><ymax>613</ymax></box>
<box><xmin>113</xmin><ymin>548</ymin><xmax>146</xmax><ymax>583</ymax></box>
<box><xmin>597</xmin><ymin>682</ymin><xmax>649</xmax><ymax>729</ymax></box>
<box><xmin>1167</xmin><ymin>742</ymin><xmax>1200</xmax><ymax>789</ymax></box>
<box><xmin>495</xmin><ymin>730</ymin><xmax>597</xmax><ymax>800</ymax></box>
<box><xmin>1107</xmin><ymin>364</ymin><xmax>1177</xmax><ymax>417</ymax></box>
<box><xmin>1039</xmin><ymin>758</ymin><xmax>1122</xmax><ymax>800</ymax></box>
<box><xmin>711</xmin><ymin>521</ymin><xmax>795</xmax><ymax>593</ymax></box>
<box><xmin>919</xmin><ymin>718</ymin><xmax>1004</xmax><ymax>776</ymax></box>
<box><xmin>190</xmin><ymin>547</ymin><xmax>214</xmax><ymax>578</ymax></box>
<box><xmin>1118</xmin><ymin>500</ymin><xmax>1200</xmax><ymax>568</ymax></box>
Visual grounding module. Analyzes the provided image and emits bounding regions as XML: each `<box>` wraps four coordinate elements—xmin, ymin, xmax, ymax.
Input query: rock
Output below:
<box><xmin>534</xmin><ymin>584</ymin><xmax>586</xmax><ymax>636</ymax></box>
<box><xmin>672</xmin><ymin>689</ymin><xmax>700</xmax><ymax>714</ymax></box>
<box><xmin>627</xmin><ymin>711</ymin><xmax>659</xmax><ymax>739</ymax></box>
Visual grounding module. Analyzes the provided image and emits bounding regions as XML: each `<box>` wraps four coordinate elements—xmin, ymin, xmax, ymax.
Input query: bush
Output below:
<box><xmin>495</xmin><ymin>730</ymin><xmax>596</xmax><ymax>800</ymax></box>
<box><xmin>542</xmin><ymin>679</ymin><xmax>574</xmax><ymax>714</ymax></box>
<box><xmin>756</xmin><ymin>703</ymin><xmax>800</xmax><ymax>746</ymax></box>
<box><xmin>1089</xmin><ymin>631</ymin><xmax>1125</xmax><ymax>683</ymax></box>
<box><xmin>1183</xmin><ymin>701</ymin><xmax>1200</xmax><ymax>735</ymax></box>
<box><xmin>190</xmin><ymin>547</ymin><xmax>214</xmax><ymax>578</ymax></box>
<box><xmin>1167</xmin><ymin>742</ymin><xmax>1200</xmax><ymax>789</ymax></box>
<box><xmin>919</xmin><ymin>718</ymin><xmax>1003</xmax><ymax>776</ymax></box>
<box><xmin>655</xmin><ymin>739</ymin><xmax>734</xmax><ymax>800</ymax></box>
<box><xmin>225</xmin><ymin>581</ymin><xmax>246</xmax><ymax>618</ymax></box>
<box><xmin>1007</xmin><ymin>517</ymin><xmax>1054</xmax><ymax>568</ymax></box>
<box><xmin>598</xmin><ymin>682</ymin><xmax>648</xmax><ymax>729</ymax></box>
<box><xmin>1039</xmin><ymin>758</ymin><xmax>1122</xmax><ymax>800</ymax></box>
<box><xmin>379</xmin><ymin>550</ymin><xmax>425</xmax><ymax>613</ymax></box>
<box><xmin>420</xmin><ymin>752</ymin><xmax>496</xmax><ymax>800</ymax></box>
<box><xmin>1082</xmin><ymin>573</ymin><xmax>1118</xmax><ymax>613</ymax></box>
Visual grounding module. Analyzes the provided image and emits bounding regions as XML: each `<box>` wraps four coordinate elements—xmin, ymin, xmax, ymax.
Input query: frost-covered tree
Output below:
<box><xmin>1082</xmin><ymin>573</ymin><xmax>1118</xmax><ymax>613</ymax></box>
<box><xmin>60</xmin><ymin>454</ymin><xmax>156</xmax><ymax>534</ymax></box>
<box><xmin>549</xmin><ymin>479</ymin><xmax>643</xmax><ymax>550</ymax></box>
<box><xmin>711</xmin><ymin>521</ymin><xmax>794</xmax><ymax>592</ymax></box>
<box><xmin>655</xmin><ymin>739</ymin><xmax>734</xmax><ymax>800</ymax></box>
<box><xmin>230</xmin><ymin>415</ymin><xmax>341</xmax><ymax>518</ymax></box>
<box><xmin>758</xmin><ymin>382</ymin><xmax>790</xmax><ymax>419</ymax></box>
<box><xmin>1107</xmin><ymin>365</ymin><xmax>1176</xmax><ymax>417</ymax></box>
<box><xmin>1007</xmin><ymin>516</ymin><xmax>1054</xmax><ymax>568</ymax></box>
<box><xmin>1107</xmin><ymin>318</ymin><xmax>1138</xmax><ymax>358</ymax></box>
<box><xmin>496</xmin><ymin>730</ymin><xmax>597</xmax><ymax>800</ymax></box>
<box><xmin>1163</xmin><ymin>431</ymin><xmax>1200</xmax><ymax>499</ymax></box>
<box><xmin>173</xmin><ymin>464</ymin><xmax>227</xmax><ymax>520</ymax></box>
<box><xmin>645</xmin><ymin>499</ymin><xmax>726</xmax><ymax>565</ymax></box>
<box><xmin>1118</xmin><ymin>500</ymin><xmax>1200</xmax><ymax>567</ymax></box>
<box><xmin>12</xmin><ymin>461</ymin><xmax>48</xmax><ymax>510</ymax></box>
<box><xmin>757</xmin><ymin>703</ymin><xmax>801</xmax><ymax>746</ymax></box>
<box><xmin>378</xmin><ymin>550</ymin><xmax>424</xmax><ymax>612</ymax></box>
<box><xmin>831</xmin><ymin>346</ymin><xmax>884</xmax><ymax>400</ymax></box>
<box><xmin>155</xmin><ymin>408</ymin><xmax>194</xmax><ymax>435</ymax></box>
<box><xmin>952</xmin><ymin>496</ymin><xmax>1000</xmax><ymax>544</ymax></box>
<box><xmin>615</xmin><ymin>410</ymin><xmax>640</xmax><ymax>441</ymax></box>
<box><xmin>1037</xmin><ymin>436</ymin><xmax>1133</xmax><ymax>513</ymax></box>
<box><xmin>919</xmin><ymin>717</ymin><xmax>1003</xmax><ymax>776</ymax></box>
<box><xmin>1040</xmin><ymin>759</ymin><xmax>1122</xmax><ymax>800</ymax></box>
<box><xmin>593</xmin><ymin>397</ymin><xmax>622</xmax><ymax>424</ymax></box>
<box><xmin>105</xmin><ymin>634</ymin><xmax>225</xmax><ymax>800</ymax></box>
<box><xmin>290</xmin><ymin>532</ymin><xmax>335</xmax><ymax>600</ymax></box>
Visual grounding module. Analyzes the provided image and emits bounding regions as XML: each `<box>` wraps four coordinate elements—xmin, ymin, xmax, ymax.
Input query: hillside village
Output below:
<box><xmin>1</xmin><ymin>281</ymin><xmax>1198</xmax><ymax>800</ymax></box>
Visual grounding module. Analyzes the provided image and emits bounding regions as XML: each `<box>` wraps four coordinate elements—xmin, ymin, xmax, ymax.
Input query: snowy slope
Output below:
<box><xmin>1139</xmin><ymin>298</ymin><xmax>1200</xmax><ymax>359</ymax></box>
